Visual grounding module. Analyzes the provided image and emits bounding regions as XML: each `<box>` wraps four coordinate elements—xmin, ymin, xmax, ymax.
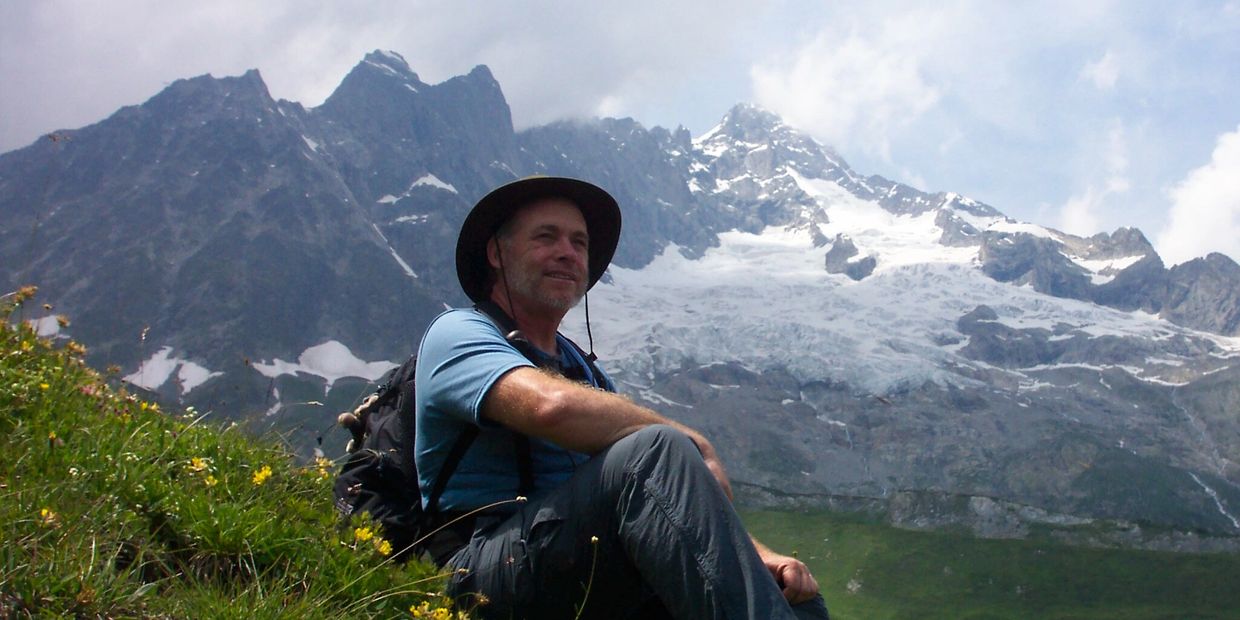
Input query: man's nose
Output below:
<box><xmin>551</xmin><ymin>236</ymin><xmax>585</xmax><ymax>261</ymax></box>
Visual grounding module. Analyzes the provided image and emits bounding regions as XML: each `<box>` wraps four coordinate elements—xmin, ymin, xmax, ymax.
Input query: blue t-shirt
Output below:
<box><xmin>413</xmin><ymin>307</ymin><xmax>612</xmax><ymax>512</ymax></box>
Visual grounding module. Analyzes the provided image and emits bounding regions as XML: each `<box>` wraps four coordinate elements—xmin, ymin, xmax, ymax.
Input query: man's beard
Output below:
<box><xmin>504</xmin><ymin>262</ymin><xmax>585</xmax><ymax>311</ymax></box>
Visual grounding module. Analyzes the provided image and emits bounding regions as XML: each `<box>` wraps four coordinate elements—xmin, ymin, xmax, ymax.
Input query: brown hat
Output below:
<box><xmin>455</xmin><ymin>176</ymin><xmax>622</xmax><ymax>303</ymax></box>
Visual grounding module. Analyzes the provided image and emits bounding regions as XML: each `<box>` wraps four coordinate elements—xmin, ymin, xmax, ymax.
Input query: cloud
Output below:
<box><xmin>749</xmin><ymin>18</ymin><xmax>941</xmax><ymax>162</ymax></box>
<box><xmin>1058</xmin><ymin>188</ymin><xmax>1105</xmax><ymax>235</ymax></box>
<box><xmin>1156</xmin><ymin>126</ymin><xmax>1240</xmax><ymax>266</ymax></box>
<box><xmin>1080</xmin><ymin>50</ymin><xmax>1119</xmax><ymax>90</ymax></box>
<box><xmin>0</xmin><ymin>0</ymin><xmax>753</xmax><ymax>151</ymax></box>
<box><xmin>1057</xmin><ymin>121</ymin><xmax>1130</xmax><ymax>235</ymax></box>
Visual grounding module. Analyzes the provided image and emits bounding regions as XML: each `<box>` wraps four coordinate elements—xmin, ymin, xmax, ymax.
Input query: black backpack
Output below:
<box><xmin>331</xmin><ymin>302</ymin><xmax>606</xmax><ymax>562</ymax></box>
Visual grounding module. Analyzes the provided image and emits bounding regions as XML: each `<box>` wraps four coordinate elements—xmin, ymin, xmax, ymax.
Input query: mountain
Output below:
<box><xmin>2</xmin><ymin>51</ymin><xmax>1238</xmax><ymax>548</ymax></box>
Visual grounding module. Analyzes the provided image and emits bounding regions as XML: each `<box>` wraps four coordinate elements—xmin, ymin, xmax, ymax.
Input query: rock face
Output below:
<box><xmin>1163</xmin><ymin>253</ymin><xmax>1240</xmax><ymax>336</ymax></box>
<box><xmin>2</xmin><ymin>52</ymin><xmax>1239</xmax><ymax>545</ymax></box>
<box><xmin>975</xmin><ymin>226</ymin><xmax>1240</xmax><ymax>336</ymax></box>
<box><xmin>824</xmin><ymin>234</ymin><xmax>875</xmax><ymax>280</ymax></box>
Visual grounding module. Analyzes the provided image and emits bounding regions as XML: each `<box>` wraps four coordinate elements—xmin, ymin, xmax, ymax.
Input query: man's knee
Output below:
<box><xmin>606</xmin><ymin>424</ymin><xmax>707</xmax><ymax>480</ymax></box>
<box><xmin>622</xmin><ymin>424</ymin><xmax>697</xmax><ymax>458</ymax></box>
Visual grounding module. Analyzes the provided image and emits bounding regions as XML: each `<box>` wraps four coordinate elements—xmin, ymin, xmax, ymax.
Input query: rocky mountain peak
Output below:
<box><xmin>1077</xmin><ymin>226</ymin><xmax>1156</xmax><ymax>260</ymax></box>
<box><xmin>707</xmin><ymin>103</ymin><xmax>788</xmax><ymax>142</ymax></box>
<box><xmin>139</xmin><ymin>69</ymin><xmax>276</xmax><ymax>124</ymax></box>
<box><xmin>358</xmin><ymin>49</ymin><xmax>422</xmax><ymax>84</ymax></box>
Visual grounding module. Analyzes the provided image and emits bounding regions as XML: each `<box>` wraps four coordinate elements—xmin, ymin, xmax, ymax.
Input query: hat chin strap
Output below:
<box><xmin>583</xmin><ymin>290</ymin><xmax>597</xmax><ymax>362</ymax></box>
<box><xmin>493</xmin><ymin>236</ymin><xmax>525</xmax><ymax>343</ymax></box>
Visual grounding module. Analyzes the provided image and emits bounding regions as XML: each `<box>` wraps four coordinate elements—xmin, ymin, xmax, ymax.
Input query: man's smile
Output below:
<box><xmin>545</xmin><ymin>270</ymin><xmax>579</xmax><ymax>282</ymax></box>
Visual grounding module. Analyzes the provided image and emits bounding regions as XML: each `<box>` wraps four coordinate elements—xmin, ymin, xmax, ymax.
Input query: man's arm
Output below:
<box><xmin>481</xmin><ymin>366</ymin><xmax>732</xmax><ymax>499</ymax></box>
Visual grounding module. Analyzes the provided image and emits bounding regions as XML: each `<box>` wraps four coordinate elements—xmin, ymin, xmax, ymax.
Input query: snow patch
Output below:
<box><xmin>302</xmin><ymin>135</ymin><xmax>320</xmax><ymax>152</ymax></box>
<box><xmin>252</xmin><ymin>341</ymin><xmax>397</xmax><ymax>389</ymax></box>
<box><xmin>27</xmin><ymin>316</ymin><xmax>62</xmax><ymax>338</ymax></box>
<box><xmin>1065</xmin><ymin>253</ymin><xmax>1145</xmax><ymax>285</ymax></box>
<box><xmin>986</xmin><ymin>220</ymin><xmax>1060</xmax><ymax>240</ymax></box>
<box><xmin>641</xmin><ymin>389</ymin><xmax>692</xmax><ymax>408</ymax></box>
<box><xmin>378</xmin><ymin>173</ymin><xmax>458</xmax><ymax>206</ymax></box>
<box><xmin>371</xmin><ymin>223</ymin><xmax>418</xmax><ymax>278</ymax></box>
<box><xmin>1189</xmin><ymin>473</ymin><xmax>1240</xmax><ymax>531</ymax></box>
<box><xmin>412</xmin><ymin>174</ymin><xmax>458</xmax><ymax>194</ymax></box>
<box><xmin>364</xmin><ymin>56</ymin><xmax>408</xmax><ymax>80</ymax></box>
<box><xmin>124</xmin><ymin>346</ymin><xmax>223</xmax><ymax>395</ymax></box>
<box><xmin>265</xmin><ymin>386</ymin><xmax>282</xmax><ymax>417</ymax></box>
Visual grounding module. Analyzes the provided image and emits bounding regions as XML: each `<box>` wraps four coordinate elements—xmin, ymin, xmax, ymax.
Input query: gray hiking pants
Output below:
<box><xmin>445</xmin><ymin>425</ymin><xmax>830</xmax><ymax>619</ymax></box>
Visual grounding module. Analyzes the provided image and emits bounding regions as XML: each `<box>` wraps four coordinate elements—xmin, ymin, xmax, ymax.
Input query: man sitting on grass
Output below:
<box><xmin>416</xmin><ymin>176</ymin><xmax>830</xmax><ymax>619</ymax></box>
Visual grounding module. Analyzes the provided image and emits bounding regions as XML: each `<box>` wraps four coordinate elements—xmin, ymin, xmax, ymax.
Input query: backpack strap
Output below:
<box><xmin>425</xmin><ymin>425</ymin><xmax>480</xmax><ymax>513</ymax></box>
<box><xmin>557</xmin><ymin>334</ymin><xmax>614</xmax><ymax>393</ymax></box>
<box><xmin>474</xmin><ymin>300</ymin><xmax>538</xmax><ymax>497</ymax></box>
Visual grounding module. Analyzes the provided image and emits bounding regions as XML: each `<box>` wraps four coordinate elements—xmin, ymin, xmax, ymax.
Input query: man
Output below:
<box><xmin>415</xmin><ymin>176</ymin><xmax>829</xmax><ymax>619</ymax></box>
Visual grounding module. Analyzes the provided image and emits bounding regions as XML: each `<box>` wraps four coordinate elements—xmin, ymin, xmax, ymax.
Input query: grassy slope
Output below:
<box><xmin>742</xmin><ymin>509</ymin><xmax>1240</xmax><ymax>620</ymax></box>
<box><xmin>0</xmin><ymin>288</ymin><xmax>461</xmax><ymax>619</ymax></box>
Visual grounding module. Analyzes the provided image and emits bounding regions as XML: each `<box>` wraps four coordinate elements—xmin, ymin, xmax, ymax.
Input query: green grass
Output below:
<box><xmin>742</xmin><ymin>508</ymin><xmax>1240</xmax><ymax>620</ymax></box>
<box><xmin>0</xmin><ymin>286</ymin><xmax>464</xmax><ymax>619</ymax></box>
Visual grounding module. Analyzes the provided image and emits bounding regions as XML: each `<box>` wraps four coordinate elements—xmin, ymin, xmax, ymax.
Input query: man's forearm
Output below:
<box><xmin>483</xmin><ymin>366</ymin><xmax>734</xmax><ymax>497</ymax></box>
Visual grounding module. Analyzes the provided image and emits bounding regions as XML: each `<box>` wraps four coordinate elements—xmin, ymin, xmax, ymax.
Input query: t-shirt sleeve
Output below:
<box><xmin>415</xmin><ymin>310</ymin><xmax>535</xmax><ymax>426</ymax></box>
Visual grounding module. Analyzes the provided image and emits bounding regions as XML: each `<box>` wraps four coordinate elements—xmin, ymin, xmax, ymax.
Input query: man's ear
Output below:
<box><xmin>486</xmin><ymin>237</ymin><xmax>502</xmax><ymax>271</ymax></box>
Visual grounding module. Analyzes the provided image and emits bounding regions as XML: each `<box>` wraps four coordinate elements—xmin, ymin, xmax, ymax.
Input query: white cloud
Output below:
<box><xmin>750</xmin><ymin>22</ymin><xmax>941</xmax><ymax>162</ymax></box>
<box><xmin>1156</xmin><ymin>126</ymin><xmax>1240</xmax><ymax>266</ymax></box>
<box><xmin>1104</xmin><ymin>123</ymin><xmax>1131</xmax><ymax>193</ymax></box>
<box><xmin>0</xmin><ymin>0</ymin><xmax>753</xmax><ymax>151</ymax></box>
<box><xmin>1080</xmin><ymin>50</ymin><xmax>1119</xmax><ymax>90</ymax></box>
<box><xmin>1059</xmin><ymin>188</ymin><xmax>1105</xmax><ymax>235</ymax></box>
<box><xmin>1057</xmin><ymin>121</ymin><xmax>1130</xmax><ymax>235</ymax></box>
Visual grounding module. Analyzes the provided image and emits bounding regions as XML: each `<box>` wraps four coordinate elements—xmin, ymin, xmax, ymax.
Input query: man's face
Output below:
<box><xmin>490</xmin><ymin>197</ymin><xmax>590</xmax><ymax>313</ymax></box>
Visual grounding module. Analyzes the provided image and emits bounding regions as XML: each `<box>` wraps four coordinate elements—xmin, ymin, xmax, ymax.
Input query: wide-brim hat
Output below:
<box><xmin>456</xmin><ymin>176</ymin><xmax>622</xmax><ymax>303</ymax></box>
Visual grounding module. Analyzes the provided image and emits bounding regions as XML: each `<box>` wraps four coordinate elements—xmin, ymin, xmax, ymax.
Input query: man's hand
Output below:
<box><xmin>756</xmin><ymin>545</ymin><xmax>820</xmax><ymax>604</ymax></box>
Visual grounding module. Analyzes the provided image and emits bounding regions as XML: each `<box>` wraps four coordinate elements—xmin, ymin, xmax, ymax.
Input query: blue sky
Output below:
<box><xmin>2</xmin><ymin>0</ymin><xmax>1237</xmax><ymax>265</ymax></box>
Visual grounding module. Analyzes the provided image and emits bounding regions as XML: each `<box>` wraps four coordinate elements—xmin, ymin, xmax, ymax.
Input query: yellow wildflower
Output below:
<box><xmin>20</xmin><ymin>340</ymin><xmax>34</xmax><ymax>352</ymax></box>
<box><xmin>39</xmin><ymin>507</ymin><xmax>58</xmax><ymax>527</ymax></box>
<box><xmin>188</xmin><ymin>457</ymin><xmax>209</xmax><ymax>473</ymax></box>
<box><xmin>204</xmin><ymin>475</ymin><xmax>218</xmax><ymax>487</ymax></box>
<box><xmin>251</xmin><ymin>465</ymin><xmax>273</xmax><ymax>486</ymax></box>
<box><xmin>315</xmin><ymin>456</ymin><xmax>333</xmax><ymax>480</ymax></box>
<box><xmin>39</xmin><ymin>383</ymin><xmax>49</xmax><ymax>391</ymax></box>
<box><xmin>410</xmin><ymin>602</ymin><xmax>459</xmax><ymax>619</ymax></box>
<box><xmin>65</xmin><ymin>341</ymin><xmax>87</xmax><ymax>356</ymax></box>
<box><xmin>353</xmin><ymin>525</ymin><xmax>375</xmax><ymax>544</ymax></box>
<box><xmin>374</xmin><ymin>537</ymin><xmax>393</xmax><ymax>556</ymax></box>
<box><xmin>14</xmin><ymin>285</ymin><xmax>37</xmax><ymax>303</ymax></box>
